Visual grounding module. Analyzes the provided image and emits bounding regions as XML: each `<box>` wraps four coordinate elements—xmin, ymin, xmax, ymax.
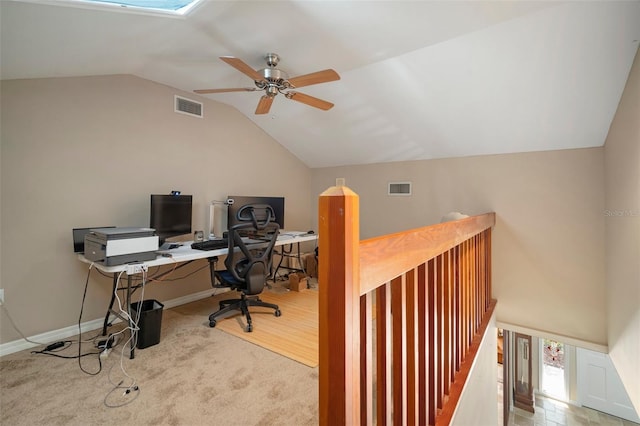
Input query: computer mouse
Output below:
<box><xmin>307</xmin><ymin>230</ymin><xmax>315</xmax><ymax>234</ymax></box>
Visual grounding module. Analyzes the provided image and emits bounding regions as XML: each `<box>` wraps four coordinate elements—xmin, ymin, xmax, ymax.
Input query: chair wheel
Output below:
<box><xmin>275</xmin><ymin>309</ymin><xmax>282</xmax><ymax>317</ymax></box>
<box><xmin>246</xmin><ymin>324</ymin><xmax>253</xmax><ymax>332</ymax></box>
<box><xmin>209</xmin><ymin>320</ymin><xmax>217</xmax><ymax>328</ymax></box>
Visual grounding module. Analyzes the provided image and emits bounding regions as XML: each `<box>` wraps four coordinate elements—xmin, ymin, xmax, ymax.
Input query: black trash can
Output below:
<box><xmin>130</xmin><ymin>299</ymin><xmax>164</xmax><ymax>349</ymax></box>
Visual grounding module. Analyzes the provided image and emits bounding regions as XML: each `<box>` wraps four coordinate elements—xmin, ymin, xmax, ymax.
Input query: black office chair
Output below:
<box><xmin>208</xmin><ymin>204</ymin><xmax>281</xmax><ymax>332</ymax></box>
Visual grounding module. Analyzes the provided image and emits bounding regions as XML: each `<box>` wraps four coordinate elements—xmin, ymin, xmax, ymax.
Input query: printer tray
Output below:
<box><xmin>104</xmin><ymin>251</ymin><xmax>157</xmax><ymax>266</ymax></box>
<box><xmin>84</xmin><ymin>249</ymin><xmax>157</xmax><ymax>266</ymax></box>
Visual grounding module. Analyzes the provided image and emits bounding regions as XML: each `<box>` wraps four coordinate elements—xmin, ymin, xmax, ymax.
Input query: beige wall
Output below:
<box><xmin>311</xmin><ymin>147</ymin><xmax>606</xmax><ymax>346</ymax></box>
<box><xmin>0</xmin><ymin>75</ymin><xmax>313</xmax><ymax>344</ymax></box>
<box><xmin>604</xmin><ymin>48</ymin><xmax>640</xmax><ymax>412</ymax></box>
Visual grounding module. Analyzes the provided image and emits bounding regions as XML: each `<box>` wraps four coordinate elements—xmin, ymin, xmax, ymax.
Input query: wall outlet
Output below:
<box><xmin>125</xmin><ymin>264</ymin><xmax>148</xmax><ymax>275</ymax></box>
<box><xmin>0</xmin><ymin>288</ymin><xmax>4</xmax><ymax>305</ymax></box>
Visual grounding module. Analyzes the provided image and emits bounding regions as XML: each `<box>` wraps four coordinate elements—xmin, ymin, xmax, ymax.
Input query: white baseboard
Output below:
<box><xmin>0</xmin><ymin>289</ymin><xmax>215</xmax><ymax>357</ymax></box>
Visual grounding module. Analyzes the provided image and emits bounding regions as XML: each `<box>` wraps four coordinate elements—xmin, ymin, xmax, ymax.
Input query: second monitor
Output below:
<box><xmin>150</xmin><ymin>194</ymin><xmax>192</xmax><ymax>245</ymax></box>
<box><xmin>227</xmin><ymin>196</ymin><xmax>284</xmax><ymax>230</ymax></box>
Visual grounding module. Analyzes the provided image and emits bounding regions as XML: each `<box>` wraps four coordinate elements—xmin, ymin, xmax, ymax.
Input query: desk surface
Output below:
<box><xmin>78</xmin><ymin>231</ymin><xmax>317</xmax><ymax>273</ymax></box>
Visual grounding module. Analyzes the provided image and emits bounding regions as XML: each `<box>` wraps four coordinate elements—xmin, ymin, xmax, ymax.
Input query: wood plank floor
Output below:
<box><xmin>213</xmin><ymin>285</ymin><xmax>319</xmax><ymax>367</ymax></box>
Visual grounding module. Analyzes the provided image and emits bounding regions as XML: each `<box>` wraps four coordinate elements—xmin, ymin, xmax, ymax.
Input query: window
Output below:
<box><xmin>62</xmin><ymin>0</ymin><xmax>203</xmax><ymax>15</ymax></box>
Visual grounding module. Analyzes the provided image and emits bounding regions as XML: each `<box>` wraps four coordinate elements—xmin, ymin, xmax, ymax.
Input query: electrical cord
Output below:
<box><xmin>105</xmin><ymin>269</ymin><xmax>143</xmax><ymax>402</ymax></box>
<box><xmin>0</xmin><ymin>303</ymin><xmax>50</xmax><ymax>346</ymax></box>
<box><xmin>76</xmin><ymin>264</ymin><xmax>103</xmax><ymax>375</ymax></box>
<box><xmin>147</xmin><ymin>259</ymin><xmax>180</xmax><ymax>282</ymax></box>
<box><xmin>27</xmin><ymin>265</ymin><xmax>104</xmax><ymax>363</ymax></box>
<box><xmin>80</xmin><ymin>266</ymin><xmax>142</xmax><ymax>408</ymax></box>
<box><xmin>31</xmin><ymin>345</ymin><xmax>100</xmax><ymax>359</ymax></box>
<box><xmin>150</xmin><ymin>262</ymin><xmax>208</xmax><ymax>282</ymax></box>
<box><xmin>103</xmin><ymin>378</ymin><xmax>140</xmax><ymax>408</ymax></box>
<box><xmin>0</xmin><ymin>271</ymin><xmax>108</xmax><ymax>350</ymax></box>
<box><xmin>6</xmin><ymin>261</ymin><xmax>142</xmax><ymax>408</ymax></box>
<box><xmin>79</xmin><ymin>266</ymin><xmax>143</xmax><ymax>407</ymax></box>
<box><xmin>111</xmin><ymin>271</ymin><xmax>142</xmax><ymax>329</ymax></box>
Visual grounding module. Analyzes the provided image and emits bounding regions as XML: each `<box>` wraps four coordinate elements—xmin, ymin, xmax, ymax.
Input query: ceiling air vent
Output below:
<box><xmin>388</xmin><ymin>181</ymin><xmax>412</xmax><ymax>196</ymax></box>
<box><xmin>175</xmin><ymin>95</ymin><xmax>203</xmax><ymax>118</ymax></box>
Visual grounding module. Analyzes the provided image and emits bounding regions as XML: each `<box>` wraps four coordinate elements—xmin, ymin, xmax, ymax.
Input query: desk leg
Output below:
<box><xmin>126</xmin><ymin>274</ymin><xmax>135</xmax><ymax>359</ymax></box>
<box><xmin>101</xmin><ymin>273</ymin><xmax>137</xmax><ymax>359</ymax></box>
<box><xmin>295</xmin><ymin>242</ymin><xmax>310</xmax><ymax>288</ymax></box>
<box><xmin>272</xmin><ymin>250</ymin><xmax>285</xmax><ymax>281</ymax></box>
<box><xmin>296</xmin><ymin>242</ymin><xmax>308</xmax><ymax>276</ymax></box>
<box><xmin>102</xmin><ymin>274</ymin><xmax>118</xmax><ymax>336</ymax></box>
<box><xmin>273</xmin><ymin>242</ymin><xmax>309</xmax><ymax>285</ymax></box>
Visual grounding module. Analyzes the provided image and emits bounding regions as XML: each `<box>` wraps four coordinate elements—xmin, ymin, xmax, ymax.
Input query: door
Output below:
<box><xmin>577</xmin><ymin>348</ymin><xmax>640</xmax><ymax>423</ymax></box>
<box><xmin>540</xmin><ymin>339</ymin><xmax>569</xmax><ymax>401</ymax></box>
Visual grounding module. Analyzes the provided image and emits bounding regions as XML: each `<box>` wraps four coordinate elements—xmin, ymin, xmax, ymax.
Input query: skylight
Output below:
<box><xmin>72</xmin><ymin>0</ymin><xmax>202</xmax><ymax>15</ymax></box>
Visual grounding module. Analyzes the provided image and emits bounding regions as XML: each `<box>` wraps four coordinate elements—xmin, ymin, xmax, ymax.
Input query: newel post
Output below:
<box><xmin>318</xmin><ymin>180</ymin><xmax>361</xmax><ymax>425</ymax></box>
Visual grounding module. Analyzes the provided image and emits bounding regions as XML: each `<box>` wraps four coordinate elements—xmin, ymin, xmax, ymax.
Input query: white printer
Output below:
<box><xmin>84</xmin><ymin>227</ymin><xmax>158</xmax><ymax>266</ymax></box>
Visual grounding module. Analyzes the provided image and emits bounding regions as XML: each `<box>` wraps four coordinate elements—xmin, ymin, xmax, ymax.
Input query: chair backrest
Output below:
<box><xmin>224</xmin><ymin>204</ymin><xmax>280</xmax><ymax>295</ymax></box>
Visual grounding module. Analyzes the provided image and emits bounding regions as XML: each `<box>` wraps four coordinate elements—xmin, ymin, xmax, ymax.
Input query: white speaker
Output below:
<box><xmin>208</xmin><ymin>204</ymin><xmax>216</xmax><ymax>239</ymax></box>
<box><xmin>208</xmin><ymin>203</ymin><xmax>227</xmax><ymax>238</ymax></box>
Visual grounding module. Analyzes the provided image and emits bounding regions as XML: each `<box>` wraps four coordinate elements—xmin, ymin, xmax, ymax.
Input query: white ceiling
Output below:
<box><xmin>2</xmin><ymin>0</ymin><xmax>639</xmax><ymax>168</ymax></box>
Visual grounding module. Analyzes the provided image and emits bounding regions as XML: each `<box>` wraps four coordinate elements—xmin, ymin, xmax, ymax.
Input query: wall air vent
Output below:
<box><xmin>175</xmin><ymin>95</ymin><xmax>203</xmax><ymax>118</ymax></box>
<box><xmin>388</xmin><ymin>181</ymin><xmax>412</xmax><ymax>196</ymax></box>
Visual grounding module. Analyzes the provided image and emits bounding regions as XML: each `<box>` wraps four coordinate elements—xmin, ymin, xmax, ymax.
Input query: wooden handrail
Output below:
<box><xmin>359</xmin><ymin>213</ymin><xmax>495</xmax><ymax>294</ymax></box>
<box><xmin>318</xmin><ymin>184</ymin><xmax>496</xmax><ymax>425</ymax></box>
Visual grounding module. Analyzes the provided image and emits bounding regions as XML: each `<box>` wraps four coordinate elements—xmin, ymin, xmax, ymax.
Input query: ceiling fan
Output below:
<box><xmin>194</xmin><ymin>53</ymin><xmax>340</xmax><ymax>115</ymax></box>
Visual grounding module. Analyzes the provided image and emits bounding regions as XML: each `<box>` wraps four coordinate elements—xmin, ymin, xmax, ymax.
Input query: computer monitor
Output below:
<box><xmin>227</xmin><ymin>196</ymin><xmax>285</xmax><ymax>230</ymax></box>
<box><xmin>149</xmin><ymin>194</ymin><xmax>193</xmax><ymax>244</ymax></box>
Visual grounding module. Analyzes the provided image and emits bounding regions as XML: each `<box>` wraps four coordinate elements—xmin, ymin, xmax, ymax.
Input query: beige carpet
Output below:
<box><xmin>214</xmin><ymin>289</ymin><xmax>319</xmax><ymax>368</ymax></box>
<box><xmin>0</xmin><ymin>283</ymin><xmax>319</xmax><ymax>426</ymax></box>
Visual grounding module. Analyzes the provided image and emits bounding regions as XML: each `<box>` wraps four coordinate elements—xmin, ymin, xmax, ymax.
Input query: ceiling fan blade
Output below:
<box><xmin>287</xmin><ymin>91</ymin><xmax>334</xmax><ymax>111</ymax></box>
<box><xmin>220</xmin><ymin>56</ymin><xmax>264</xmax><ymax>82</ymax></box>
<box><xmin>194</xmin><ymin>87</ymin><xmax>257</xmax><ymax>94</ymax></box>
<box><xmin>287</xmin><ymin>69</ymin><xmax>340</xmax><ymax>88</ymax></box>
<box><xmin>255</xmin><ymin>96</ymin><xmax>274</xmax><ymax>115</ymax></box>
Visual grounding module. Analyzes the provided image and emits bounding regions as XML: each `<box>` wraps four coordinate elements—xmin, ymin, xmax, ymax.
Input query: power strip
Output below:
<box><xmin>125</xmin><ymin>263</ymin><xmax>148</xmax><ymax>275</ymax></box>
<box><xmin>97</xmin><ymin>334</ymin><xmax>120</xmax><ymax>350</ymax></box>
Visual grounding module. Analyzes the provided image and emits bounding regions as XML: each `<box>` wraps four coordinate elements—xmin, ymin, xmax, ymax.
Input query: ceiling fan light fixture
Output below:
<box><xmin>266</xmin><ymin>86</ymin><xmax>279</xmax><ymax>98</ymax></box>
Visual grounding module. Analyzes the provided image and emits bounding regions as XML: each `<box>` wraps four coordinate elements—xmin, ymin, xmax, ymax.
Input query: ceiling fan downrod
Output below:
<box><xmin>265</xmin><ymin>52</ymin><xmax>280</xmax><ymax>67</ymax></box>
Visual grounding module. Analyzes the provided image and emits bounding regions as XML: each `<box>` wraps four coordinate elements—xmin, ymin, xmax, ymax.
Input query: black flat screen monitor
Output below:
<box><xmin>150</xmin><ymin>194</ymin><xmax>192</xmax><ymax>244</ymax></box>
<box><xmin>227</xmin><ymin>196</ymin><xmax>284</xmax><ymax>230</ymax></box>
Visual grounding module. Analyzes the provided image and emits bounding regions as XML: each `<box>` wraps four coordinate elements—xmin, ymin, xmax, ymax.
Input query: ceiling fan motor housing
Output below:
<box><xmin>260</xmin><ymin>67</ymin><xmax>289</xmax><ymax>84</ymax></box>
<box><xmin>257</xmin><ymin>66</ymin><xmax>290</xmax><ymax>97</ymax></box>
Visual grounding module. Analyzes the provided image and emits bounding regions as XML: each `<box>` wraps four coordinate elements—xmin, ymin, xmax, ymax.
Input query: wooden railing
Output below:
<box><xmin>318</xmin><ymin>184</ymin><xmax>496</xmax><ymax>425</ymax></box>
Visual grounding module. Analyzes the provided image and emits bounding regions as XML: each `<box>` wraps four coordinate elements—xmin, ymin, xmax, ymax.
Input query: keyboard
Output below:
<box><xmin>191</xmin><ymin>239</ymin><xmax>228</xmax><ymax>251</ymax></box>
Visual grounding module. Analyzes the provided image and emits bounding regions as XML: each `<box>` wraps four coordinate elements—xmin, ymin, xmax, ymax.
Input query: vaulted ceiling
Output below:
<box><xmin>2</xmin><ymin>0</ymin><xmax>639</xmax><ymax>168</ymax></box>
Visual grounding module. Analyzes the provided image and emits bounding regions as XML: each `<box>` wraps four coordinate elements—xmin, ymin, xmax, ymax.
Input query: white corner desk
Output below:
<box><xmin>78</xmin><ymin>231</ymin><xmax>317</xmax><ymax>358</ymax></box>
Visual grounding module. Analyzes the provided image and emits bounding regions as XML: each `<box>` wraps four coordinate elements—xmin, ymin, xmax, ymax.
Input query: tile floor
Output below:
<box><xmin>497</xmin><ymin>364</ymin><xmax>639</xmax><ymax>426</ymax></box>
